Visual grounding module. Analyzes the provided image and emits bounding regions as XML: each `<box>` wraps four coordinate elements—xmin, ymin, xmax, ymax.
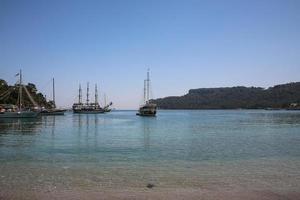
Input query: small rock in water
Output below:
<box><xmin>146</xmin><ymin>183</ymin><xmax>155</xmax><ymax>188</ymax></box>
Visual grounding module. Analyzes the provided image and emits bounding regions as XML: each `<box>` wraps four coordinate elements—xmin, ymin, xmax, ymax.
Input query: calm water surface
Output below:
<box><xmin>0</xmin><ymin>110</ymin><xmax>300</xmax><ymax>190</ymax></box>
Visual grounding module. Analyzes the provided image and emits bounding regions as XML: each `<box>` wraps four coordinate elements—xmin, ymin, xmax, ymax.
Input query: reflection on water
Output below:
<box><xmin>142</xmin><ymin>118</ymin><xmax>151</xmax><ymax>150</ymax></box>
<box><xmin>0</xmin><ymin>117</ymin><xmax>43</xmax><ymax>134</ymax></box>
<box><xmin>0</xmin><ymin>110</ymin><xmax>300</xmax><ymax>192</ymax></box>
<box><xmin>254</xmin><ymin>111</ymin><xmax>300</xmax><ymax>124</ymax></box>
<box><xmin>0</xmin><ymin>110</ymin><xmax>300</xmax><ymax>164</ymax></box>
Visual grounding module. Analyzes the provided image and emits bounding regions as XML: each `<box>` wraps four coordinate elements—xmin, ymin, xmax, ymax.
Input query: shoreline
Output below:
<box><xmin>1</xmin><ymin>187</ymin><xmax>299</xmax><ymax>200</ymax></box>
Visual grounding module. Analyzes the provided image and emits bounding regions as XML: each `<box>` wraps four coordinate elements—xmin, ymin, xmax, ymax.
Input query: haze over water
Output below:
<box><xmin>1</xmin><ymin>110</ymin><xmax>300</xmax><ymax>199</ymax></box>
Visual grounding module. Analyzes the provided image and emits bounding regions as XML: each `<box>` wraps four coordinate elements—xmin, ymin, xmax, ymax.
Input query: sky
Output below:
<box><xmin>0</xmin><ymin>0</ymin><xmax>300</xmax><ymax>109</ymax></box>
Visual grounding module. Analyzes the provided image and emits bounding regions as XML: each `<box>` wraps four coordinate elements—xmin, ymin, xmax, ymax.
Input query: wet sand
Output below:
<box><xmin>1</xmin><ymin>187</ymin><xmax>300</xmax><ymax>200</ymax></box>
<box><xmin>1</xmin><ymin>158</ymin><xmax>300</xmax><ymax>200</ymax></box>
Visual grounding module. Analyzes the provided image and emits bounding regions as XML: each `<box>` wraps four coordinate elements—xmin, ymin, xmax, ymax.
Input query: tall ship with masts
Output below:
<box><xmin>41</xmin><ymin>78</ymin><xmax>66</xmax><ymax>115</ymax></box>
<box><xmin>136</xmin><ymin>69</ymin><xmax>157</xmax><ymax>117</ymax></box>
<box><xmin>72</xmin><ymin>83</ymin><xmax>105</xmax><ymax>114</ymax></box>
<box><xmin>0</xmin><ymin>70</ymin><xmax>40</xmax><ymax>118</ymax></box>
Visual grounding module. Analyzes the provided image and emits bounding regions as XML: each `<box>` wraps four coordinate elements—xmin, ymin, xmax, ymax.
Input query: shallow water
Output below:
<box><xmin>0</xmin><ymin>110</ymin><xmax>300</xmax><ymax>191</ymax></box>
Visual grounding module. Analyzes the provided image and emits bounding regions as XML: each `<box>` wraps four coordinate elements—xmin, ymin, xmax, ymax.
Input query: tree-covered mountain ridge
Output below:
<box><xmin>152</xmin><ymin>82</ymin><xmax>300</xmax><ymax>109</ymax></box>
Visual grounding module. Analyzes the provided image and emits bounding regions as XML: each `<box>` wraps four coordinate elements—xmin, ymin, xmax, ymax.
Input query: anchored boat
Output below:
<box><xmin>0</xmin><ymin>70</ymin><xmax>39</xmax><ymax>118</ymax></box>
<box><xmin>41</xmin><ymin>78</ymin><xmax>66</xmax><ymax>115</ymax></box>
<box><xmin>72</xmin><ymin>83</ymin><xmax>105</xmax><ymax>114</ymax></box>
<box><xmin>103</xmin><ymin>94</ymin><xmax>113</xmax><ymax>112</ymax></box>
<box><xmin>136</xmin><ymin>69</ymin><xmax>157</xmax><ymax>117</ymax></box>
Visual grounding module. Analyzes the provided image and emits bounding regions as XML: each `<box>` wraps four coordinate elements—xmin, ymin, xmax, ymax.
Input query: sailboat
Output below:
<box><xmin>136</xmin><ymin>69</ymin><xmax>157</xmax><ymax>117</ymax></box>
<box><xmin>72</xmin><ymin>83</ymin><xmax>105</xmax><ymax>114</ymax></box>
<box><xmin>103</xmin><ymin>94</ymin><xmax>113</xmax><ymax>112</ymax></box>
<box><xmin>41</xmin><ymin>78</ymin><xmax>66</xmax><ymax>115</ymax></box>
<box><xmin>0</xmin><ymin>70</ymin><xmax>40</xmax><ymax>118</ymax></box>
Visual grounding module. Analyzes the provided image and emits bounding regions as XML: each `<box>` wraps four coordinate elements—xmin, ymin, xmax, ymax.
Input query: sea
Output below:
<box><xmin>0</xmin><ymin>110</ymin><xmax>300</xmax><ymax>195</ymax></box>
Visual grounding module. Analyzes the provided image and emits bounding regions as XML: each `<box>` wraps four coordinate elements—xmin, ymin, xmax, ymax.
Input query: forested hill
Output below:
<box><xmin>151</xmin><ymin>82</ymin><xmax>300</xmax><ymax>109</ymax></box>
<box><xmin>0</xmin><ymin>79</ymin><xmax>53</xmax><ymax>108</ymax></box>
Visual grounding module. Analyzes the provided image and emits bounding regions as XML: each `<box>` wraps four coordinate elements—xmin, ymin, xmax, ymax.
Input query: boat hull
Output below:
<box><xmin>137</xmin><ymin>103</ymin><xmax>157</xmax><ymax>117</ymax></box>
<box><xmin>136</xmin><ymin>113</ymin><xmax>156</xmax><ymax>117</ymax></box>
<box><xmin>40</xmin><ymin>109</ymin><xmax>66</xmax><ymax>115</ymax></box>
<box><xmin>73</xmin><ymin>109</ymin><xmax>105</xmax><ymax>114</ymax></box>
<box><xmin>0</xmin><ymin>111</ymin><xmax>39</xmax><ymax>118</ymax></box>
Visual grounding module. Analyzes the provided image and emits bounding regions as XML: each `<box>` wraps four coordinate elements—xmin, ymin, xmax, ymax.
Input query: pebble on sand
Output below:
<box><xmin>146</xmin><ymin>183</ymin><xmax>155</xmax><ymax>188</ymax></box>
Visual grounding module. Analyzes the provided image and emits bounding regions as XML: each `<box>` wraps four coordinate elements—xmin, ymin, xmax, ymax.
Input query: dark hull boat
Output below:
<box><xmin>137</xmin><ymin>69</ymin><xmax>157</xmax><ymax>117</ymax></box>
<box><xmin>40</xmin><ymin>78</ymin><xmax>66</xmax><ymax>116</ymax></box>
<box><xmin>73</xmin><ymin>109</ymin><xmax>104</xmax><ymax>114</ymax></box>
<box><xmin>136</xmin><ymin>103</ymin><xmax>157</xmax><ymax>116</ymax></box>
<box><xmin>41</xmin><ymin>109</ymin><xmax>67</xmax><ymax>115</ymax></box>
<box><xmin>72</xmin><ymin>83</ymin><xmax>105</xmax><ymax>114</ymax></box>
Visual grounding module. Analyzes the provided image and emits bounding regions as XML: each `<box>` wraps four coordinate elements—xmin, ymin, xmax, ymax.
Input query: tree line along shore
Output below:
<box><xmin>151</xmin><ymin>82</ymin><xmax>300</xmax><ymax>110</ymax></box>
<box><xmin>1</xmin><ymin>79</ymin><xmax>300</xmax><ymax>110</ymax></box>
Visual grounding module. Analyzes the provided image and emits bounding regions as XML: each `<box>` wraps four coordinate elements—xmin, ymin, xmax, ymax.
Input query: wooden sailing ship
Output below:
<box><xmin>136</xmin><ymin>69</ymin><xmax>157</xmax><ymax>117</ymax></box>
<box><xmin>72</xmin><ymin>83</ymin><xmax>105</xmax><ymax>114</ymax></box>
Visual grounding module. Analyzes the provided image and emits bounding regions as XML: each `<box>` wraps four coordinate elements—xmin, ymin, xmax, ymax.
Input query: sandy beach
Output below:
<box><xmin>1</xmin><ymin>186</ymin><xmax>300</xmax><ymax>200</ymax></box>
<box><xmin>1</xmin><ymin>158</ymin><xmax>300</xmax><ymax>200</ymax></box>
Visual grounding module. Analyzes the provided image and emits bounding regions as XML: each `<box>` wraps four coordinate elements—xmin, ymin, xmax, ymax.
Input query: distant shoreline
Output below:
<box><xmin>152</xmin><ymin>82</ymin><xmax>300</xmax><ymax>110</ymax></box>
<box><xmin>112</xmin><ymin>108</ymin><xmax>300</xmax><ymax>111</ymax></box>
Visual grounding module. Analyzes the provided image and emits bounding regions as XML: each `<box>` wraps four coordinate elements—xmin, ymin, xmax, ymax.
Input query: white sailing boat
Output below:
<box><xmin>103</xmin><ymin>93</ymin><xmax>113</xmax><ymax>112</ymax></box>
<box><xmin>0</xmin><ymin>70</ymin><xmax>40</xmax><ymax>118</ymax></box>
<box><xmin>136</xmin><ymin>69</ymin><xmax>157</xmax><ymax>116</ymax></box>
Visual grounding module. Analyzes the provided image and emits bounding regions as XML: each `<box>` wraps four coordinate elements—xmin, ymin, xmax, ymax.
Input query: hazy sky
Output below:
<box><xmin>1</xmin><ymin>0</ymin><xmax>299</xmax><ymax>109</ymax></box>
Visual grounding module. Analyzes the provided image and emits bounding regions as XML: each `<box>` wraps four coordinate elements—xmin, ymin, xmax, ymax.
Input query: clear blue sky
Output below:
<box><xmin>1</xmin><ymin>0</ymin><xmax>299</xmax><ymax>109</ymax></box>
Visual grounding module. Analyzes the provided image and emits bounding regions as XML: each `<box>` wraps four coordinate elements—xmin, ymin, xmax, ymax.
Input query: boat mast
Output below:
<box><xmin>19</xmin><ymin>69</ymin><xmax>22</xmax><ymax>110</ymax></box>
<box><xmin>144</xmin><ymin>80</ymin><xmax>146</xmax><ymax>104</ymax></box>
<box><xmin>86</xmin><ymin>82</ymin><xmax>89</xmax><ymax>105</ymax></box>
<box><xmin>52</xmin><ymin>78</ymin><xmax>56</xmax><ymax>108</ymax></box>
<box><xmin>95</xmin><ymin>84</ymin><xmax>98</xmax><ymax>104</ymax></box>
<box><xmin>146</xmin><ymin>69</ymin><xmax>150</xmax><ymax>103</ymax></box>
<box><xmin>104</xmin><ymin>93</ymin><xmax>107</xmax><ymax>107</ymax></box>
<box><xmin>79</xmin><ymin>84</ymin><xmax>82</xmax><ymax>104</ymax></box>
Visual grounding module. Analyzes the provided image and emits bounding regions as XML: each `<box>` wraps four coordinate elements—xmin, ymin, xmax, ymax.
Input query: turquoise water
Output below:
<box><xmin>1</xmin><ymin>110</ymin><xmax>300</xmax><ymax>190</ymax></box>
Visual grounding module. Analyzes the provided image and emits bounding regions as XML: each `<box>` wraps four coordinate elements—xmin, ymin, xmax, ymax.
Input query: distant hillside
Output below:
<box><xmin>0</xmin><ymin>79</ymin><xmax>53</xmax><ymax>108</ymax></box>
<box><xmin>152</xmin><ymin>82</ymin><xmax>300</xmax><ymax>109</ymax></box>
